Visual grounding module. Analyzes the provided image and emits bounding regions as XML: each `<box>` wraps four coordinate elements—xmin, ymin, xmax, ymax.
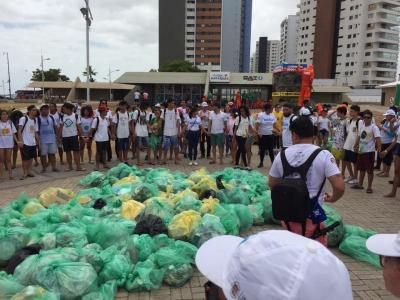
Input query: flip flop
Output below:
<box><xmin>27</xmin><ymin>174</ymin><xmax>35</xmax><ymax>178</ymax></box>
<box><xmin>351</xmin><ymin>185</ymin><xmax>364</xmax><ymax>190</ymax></box>
<box><xmin>366</xmin><ymin>189</ymin><xmax>373</xmax><ymax>194</ymax></box>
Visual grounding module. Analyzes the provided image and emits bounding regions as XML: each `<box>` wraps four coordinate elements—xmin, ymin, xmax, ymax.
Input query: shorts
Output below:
<box><xmin>136</xmin><ymin>136</ymin><xmax>149</xmax><ymax>149</ymax></box>
<box><xmin>331</xmin><ymin>148</ymin><xmax>344</xmax><ymax>161</ymax></box>
<box><xmin>343</xmin><ymin>150</ymin><xmax>357</xmax><ymax>163</ymax></box>
<box><xmin>211</xmin><ymin>133</ymin><xmax>225</xmax><ymax>147</ymax></box>
<box><xmin>319</xmin><ymin>129</ymin><xmax>329</xmax><ymax>137</ymax></box>
<box><xmin>313</xmin><ymin>126</ymin><xmax>318</xmax><ymax>136</ymax></box>
<box><xmin>22</xmin><ymin>145</ymin><xmax>37</xmax><ymax>161</ymax></box>
<box><xmin>163</xmin><ymin>135</ymin><xmax>179</xmax><ymax>151</ymax></box>
<box><xmin>381</xmin><ymin>143</ymin><xmax>394</xmax><ymax>165</ymax></box>
<box><xmin>116</xmin><ymin>138</ymin><xmax>129</xmax><ymax>152</ymax></box>
<box><xmin>246</xmin><ymin>136</ymin><xmax>255</xmax><ymax>146</ymax></box>
<box><xmin>96</xmin><ymin>141</ymin><xmax>109</xmax><ymax>153</ymax></box>
<box><xmin>357</xmin><ymin>152</ymin><xmax>375</xmax><ymax>174</ymax></box>
<box><xmin>62</xmin><ymin>136</ymin><xmax>80</xmax><ymax>152</ymax></box>
<box><xmin>394</xmin><ymin>143</ymin><xmax>400</xmax><ymax>157</ymax></box>
<box><xmin>40</xmin><ymin>143</ymin><xmax>57</xmax><ymax>156</ymax></box>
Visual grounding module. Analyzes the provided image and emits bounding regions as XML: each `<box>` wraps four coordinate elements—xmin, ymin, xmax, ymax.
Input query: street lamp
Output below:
<box><xmin>80</xmin><ymin>0</ymin><xmax>93</xmax><ymax>103</ymax></box>
<box><xmin>41</xmin><ymin>52</ymin><xmax>50</xmax><ymax>103</ymax></box>
<box><xmin>105</xmin><ymin>67</ymin><xmax>119</xmax><ymax>100</ymax></box>
<box><xmin>2</xmin><ymin>52</ymin><xmax>12</xmax><ymax>99</ymax></box>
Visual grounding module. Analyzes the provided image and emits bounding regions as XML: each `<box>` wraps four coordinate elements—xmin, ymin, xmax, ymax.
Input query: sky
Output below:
<box><xmin>0</xmin><ymin>0</ymin><xmax>298</xmax><ymax>93</ymax></box>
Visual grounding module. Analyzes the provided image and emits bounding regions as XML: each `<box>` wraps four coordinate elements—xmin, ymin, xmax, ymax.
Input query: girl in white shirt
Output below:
<box><xmin>185</xmin><ymin>107</ymin><xmax>203</xmax><ymax>166</ymax></box>
<box><xmin>80</xmin><ymin>106</ymin><xmax>94</xmax><ymax>164</ymax></box>
<box><xmin>234</xmin><ymin>106</ymin><xmax>254</xmax><ymax>168</ymax></box>
<box><xmin>0</xmin><ymin>110</ymin><xmax>18</xmax><ymax>179</ymax></box>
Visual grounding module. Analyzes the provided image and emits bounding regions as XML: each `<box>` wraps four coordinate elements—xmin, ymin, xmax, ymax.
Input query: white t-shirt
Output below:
<box><xmin>113</xmin><ymin>111</ymin><xmax>131</xmax><ymax>139</ymax></box>
<box><xmin>282</xmin><ymin>115</ymin><xmax>296</xmax><ymax>148</ymax></box>
<box><xmin>18</xmin><ymin>116</ymin><xmax>38</xmax><ymax>146</ymax></box>
<box><xmin>161</xmin><ymin>109</ymin><xmax>180</xmax><ymax>137</ymax></box>
<box><xmin>235</xmin><ymin>116</ymin><xmax>253</xmax><ymax>138</ymax></box>
<box><xmin>92</xmin><ymin>116</ymin><xmax>109</xmax><ymax>142</ymax></box>
<box><xmin>209</xmin><ymin>111</ymin><xmax>226</xmax><ymax>134</ymax></box>
<box><xmin>134</xmin><ymin>91</ymin><xmax>141</xmax><ymax>100</ymax></box>
<box><xmin>0</xmin><ymin>121</ymin><xmax>17</xmax><ymax>148</ymax></box>
<box><xmin>95</xmin><ymin>109</ymin><xmax>112</xmax><ymax>120</ymax></box>
<box><xmin>257</xmin><ymin>112</ymin><xmax>276</xmax><ymax>136</ymax></box>
<box><xmin>199</xmin><ymin>110</ymin><xmax>210</xmax><ymax>129</ymax></box>
<box><xmin>269</xmin><ymin>144</ymin><xmax>340</xmax><ymax>204</ymax></box>
<box><xmin>132</xmin><ymin>110</ymin><xmax>149</xmax><ymax>137</ymax></box>
<box><xmin>380</xmin><ymin>121</ymin><xmax>396</xmax><ymax>144</ymax></box>
<box><xmin>61</xmin><ymin>113</ymin><xmax>81</xmax><ymax>138</ymax></box>
<box><xmin>80</xmin><ymin>117</ymin><xmax>93</xmax><ymax>137</ymax></box>
<box><xmin>358</xmin><ymin>123</ymin><xmax>381</xmax><ymax>153</ymax></box>
<box><xmin>186</xmin><ymin>116</ymin><xmax>202</xmax><ymax>132</ymax></box>
<box><xmin>318</xmin><ymin>117</ymin><xmax>331</xmax><ymax>132</ymax></box>
<box><xmin>343</xmin><ymin>119</ymin><xmax>360</xmax><ymax>151</ymax></box>
<box><xmin>50</xmin><ymin>112</ymin><xmax>61</xmax><ymax>127</ymax></box>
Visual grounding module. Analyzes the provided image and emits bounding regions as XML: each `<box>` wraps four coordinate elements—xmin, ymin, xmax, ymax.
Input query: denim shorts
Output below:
<box><xmin>40</xmin><ymin>142</ymin><xmax>57</xmax><ymax>156</ymax></box>
<box><xmin>162</xmin><ymin>135</ymin><xmax>179</xmax><ymax>151</ymax></box>
<box><xmin>136</xmin><ymin>136</ymin><xmax>149</xmax><ymax>149</ymax></box>
<box><xmin>116</xmin><ymin>138</ymin><xmax>129</xmax><ymax>152</ymax></box>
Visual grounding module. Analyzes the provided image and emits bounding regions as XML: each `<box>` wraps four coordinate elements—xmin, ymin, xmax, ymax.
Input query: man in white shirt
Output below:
<box><xmin>199</xmin><ymin>102</ymin><xmax>211</xmax><ymax>159</ymax></box>
<box><xmin>49</xmin><ymin>102</ymin><xmax>64</xmax><ymax>165</ymax></box>
<box><xmin>161</xmin><ymin>99</ymin><xmax>181</xmax><ymax>164</ymax></box>
<box><xmin>208</xmin><ymin>104</ymin><xmax>227</xmax><ymax>165</ymax></box>
<box><xmin>351</xmin><ymin>110</ymin><xmax>381</xmax><ymax>193</ymax></box>
<box><xmin>256</xmin><ymin>104</ymin><xmax>277</xmax><ymax>168</ymax></box>
<box><xmin>132</xmin><ymin>103</ymin><xmax>151</xmax><ymax>166</ymax></box>
<box><xmin>90</xmin><ymin>105</ymin><xmax>111</xmax><ymax>170</ymax></box>
<box><xmin>58</xmin><ymin>102</ymin><xmax>85</xmax><ymax>172</ymax></box>
<box><xmin>269</xmin><ymin>116</ymin><xmax>345</xmax><ymax>246</ymax></box>
<box><xmin>18</xmin><ymin>105</ymin><xmax>40</xmax><ymax>179</ymax></box>
<box><xmin>343</xmin><ymin>105</ymin><xmax>361</xmax><ymax>185</ymax></box>
<box><xmin>281</xmin><ymin>103</ymin><xmax>296</xmax><ymax>149</ymax></box>
<box><xmin>112</xmin><ymin>100</ymin><xmax>131</xmax><ymax>164</ymax></box>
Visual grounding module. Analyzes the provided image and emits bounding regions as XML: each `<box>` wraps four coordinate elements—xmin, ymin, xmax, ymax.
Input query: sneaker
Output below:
<box><xmin>189</xmin><ymin>161</ymin><xmax>193</xmax><ymax>166</ymax></box>
<box><xmin>348</xmin><ymin>179</ymin><xmax>358</xmax><ymax>185</ymax></box>
<box><xmin>193</xmin><ymin>161</ymin><xmax>199</xmax><ymax>166</ymax></box>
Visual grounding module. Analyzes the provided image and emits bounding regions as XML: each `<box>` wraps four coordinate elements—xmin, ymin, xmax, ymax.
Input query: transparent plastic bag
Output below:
<box><xmin>125</xmin><ymin>259</ymin><xmax>164</xmax><ymax>292</ymax></box>
<box><xmin>99</xmin><ymin>254</ymin><xmax>131</xmax><ymax>287</ymax></box>
<box><xmin>82</xmin><ymin>280</ymin><xmax>117</xmax><ymax>300</ymax></box>
<box><xmin>10</xmin><ymin>286</ymin><xmax>59</xmax><ymax>300</ymax></box>
<box><xmin>0</xmin><ymin>271</ymin><xmax>25</xmax><ymax>299</ymax></box>
<box><xmin>190</xmin><ymin>214</ymin><xmax>226</xmax><ymax>247</ymax></box>
<box><xmin>163</xmin><ymin>264</ymin><xmax>193</xmax><ymax>288</ymax></box>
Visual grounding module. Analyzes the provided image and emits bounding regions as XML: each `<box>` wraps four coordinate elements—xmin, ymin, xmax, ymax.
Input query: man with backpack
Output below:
<box><xmin>161</xmin><ymin>99</ymin><xmax>181</xmax><ymax>165</ymax></box>
<box><xmin>132</xmin><ymin>103</ymin><xmax>151</xmax><ymax>166</ymax></box>
<box><xmin>90</xmin><ymin>105</ymin><xmax>112</xmax><ymax>170</ymax></box>
<box><xmin>37</xmin><ymin>105</ymin><xmax>59</xmax><ymax>173</ymax></box>
<box><xmin>112</xmin><ymin>100</ymin><xmax>131</xmax><ymax>164</ymax></box>
<box><xmin>281</xmin><ymin>103</ymin><xmax>296</xmax><ymax>150</ymax></box>
<box><xmin>269</xmin><ymin>116</ymin><xmax>345</xmax><ymax>246</ymax></box>
<box><xmin>18</xmin><ymin>105</ymin><xmax>40</xmax><ymax>180</ymax></box>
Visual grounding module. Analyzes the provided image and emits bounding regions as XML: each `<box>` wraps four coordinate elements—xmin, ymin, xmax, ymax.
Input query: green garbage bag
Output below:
<box><xmin>132</xmin><ymin>183</ymin><xmax>158</xmax><ymax>202</ymax></box>
<box><xmin>130</xmin><ymin>234</ymin><xmax>156</xmax><ymax>262</ymax></box>
<box><xmin>190</xmin><ymin>214</ymin><xmax>226</xmax><ymax>247</ymax></box>
<box><xmin>0</xmin><ymin>227</ymin><xmax>30</xmax><ymax>266</ymax></box>
<box><xmin>125</xmin><ymin>259</ymin><xmax>165</xmax><ymax>292</ymax></box>
<box><xmin>248</xmin><ymin>203</ymin><xmax>264</xmax><ymax>226</ymax></box>
<box><xmin>339</xmin><ymin>235</ymin><xmax>380</xmax><ymax>268</ymax></box>
<box><xmin>143</xmin><ymin>198</ymin><xmax>174</xmax><ymax>225</ymax></box>
<box><xmin>322</xmin><ymin>205</ymin><xmax>345</xmax><ymax>248</ymax></box>
<box><xmin>224</xmin><ymin>204</ymin><xmax>253</xmax><ymax>232</ymax></box>
<box><xmin>175</xmin><ymin>196</ymin><xmax>202</xmax><ymax>213</ymax></box>
<box><xmin>86</xmin><ymin>219</ymin><xmax>132</xmax><ymax>249</ymax></box>
<box><xmin>344</xmin><ymin>225</ymin><xmax>376</xmax><ymax>239</ymax></box>
<box><xmin>79</xmin><ymin>245</ymin><xmax>104</xmax><ymax>273</ymax></box>
<box><xmin>107</xmin><ymin>163</ymin><xmax>135</xmax><ymax>179</ymax></box>
<box><xmin>99</xmin><ymin>254</ymin><xmax>131</xmax><ymax>287</ymax></box>
<box><xmin>55</xmin><ymin>224</ymin><xmax>88</xmax><ymax>248</ymax></box>
<box><xmin>153</xmin><ymin>234</ymin><xmax>174</xmax><ymax>251</ymax></box>
<box><xmin>40</xmin><ymin>233</ymin><xmax>57</xmax><ymax>250</ymax></box>
<box><xmin>10</xmin><ymin>286</ymin><xmax>59</xmax><ymax>300</ymax></box>
<box><xmin>263</xmin><ymin>196</ymin><xmax>280</xmax><ymax>225</ymax></box>
<box><xmin>225</xmin><ymin>188</ymin><xmax>250</xmax><ymax>205</ymax></box>
<box><xmin>213</xmin><ymin>205</ymin><xmax>240</xmax><ymax>236</ymax></box>
<box><xmin>0</xmin><ymin>271</ymin><xmax>25</xmax><ymax>299</ymax></box>
<box><xmin>174</xmin><ymin>240</ymin><xmax>197</xmax><ymax>262</ymax></box>
<box><xmin>35</xmin><ymin>261</ymin><xmax>98</xmax><ymax>298</ymax></box>
<box><xmin>154</xmin><ymin>247</ymin><xmax>189</xmax><ymax>268</ymax></box>
<box><xmin>163</xmin><ymin>264</ymin><xmax>193</xmax><ymax>288</ymax></box>
<box><xmin>82</xmin><ymin>280</ymin><xmax>117</xmax><ymax>300</ymax></box>
<box><xmin>80</xmin><ymin>171</ymin><xmax>106</xmax><ymax>187</ymax></box>
<box><xmin>171</xmin><ymin>179</ymin><xmax>193</xmax><ymax>193</ymax></box>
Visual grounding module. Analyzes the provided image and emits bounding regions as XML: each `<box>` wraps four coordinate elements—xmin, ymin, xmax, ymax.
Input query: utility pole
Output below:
<box><xmin>3</xmin><ymin>52</ymin><xmax>11</xmax><ymax>99</ymax></box>
<box><xmin>81</xmin><ymin>0</ymin><xmax>93</xmax><ymax>103</ymax></box>
<box><xmin>1</xmin><ymin>80</ymin><xmax>5</xmax><ymax>98</ymax></box>
<box><xmin>41</xmin><ymin>51</ymin><xmax>50</xmax><ymax>103</ymax></box>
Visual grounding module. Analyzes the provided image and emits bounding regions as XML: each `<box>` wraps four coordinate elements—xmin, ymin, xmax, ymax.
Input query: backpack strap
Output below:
<box><xmin>21</xmin><ymin>116</ymin><xmax>29</xmax><ymax>133</ymax></box>
<box><xmin>281</xmin><ymin>148</ymin><xmax>323</xmax><ymax>180</ymax></box>
<box><xmin>37</xmin><ymin>117</ymin><xmax>42</xmax><ymax>132</ymax></box>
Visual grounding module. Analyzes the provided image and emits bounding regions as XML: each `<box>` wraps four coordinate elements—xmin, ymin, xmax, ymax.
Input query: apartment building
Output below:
<box><xmin>280</xmin><ymin>15</ymin><xmax>299</xmax><ymax>64</ymax></box>
<box><xmin>267</xmin><ymin>40</ymin><xmax>281</xmax><ymax>72</ymax></box>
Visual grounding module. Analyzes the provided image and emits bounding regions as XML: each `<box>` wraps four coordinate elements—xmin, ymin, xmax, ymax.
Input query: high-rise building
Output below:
<box><xmin>159</xmin><ymin>0</ymin><xmax>252</xmax><ymax>72</ymax></box>
<box><xmin>257</xmin><ymin>37</ymin><xmax>268</xmax><ymax>72</ymax></box>
<box><xmin>267</xmin><ymin>40</ymin><xmax>281</xmax><ymax>72</ymax></box>
<box><xmin>296</xmin><ymin>0</ymin><xmax>400</xmax><ymax>87</ymax></box>
<box><xmin>280</xmin><ymin>15</ymin><xmax>299</xmax><ymax>64</ymax></box>
<box><xmin>250</xmin><ymin>53</ymin><xmax>257</xmax><ymax>73</ymax></box>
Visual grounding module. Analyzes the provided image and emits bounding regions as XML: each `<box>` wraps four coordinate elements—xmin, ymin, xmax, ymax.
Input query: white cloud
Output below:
<box><xmin>0</xmin><ymin>0</ymin><xmax>297</xmax><ymax>93</ymax></box>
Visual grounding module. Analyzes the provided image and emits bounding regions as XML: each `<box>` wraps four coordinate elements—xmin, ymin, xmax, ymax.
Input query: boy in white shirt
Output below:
<box><xmin>90</xmin><ymin>106</ymin><xmax>111</xmax><ymax>170</ymax></box>
<box><xmin>132</xmin><ymin>103</ymin><xmax>151</xmax><ymax>166</ymax></box>
<box><xmin>208</xmin><ymin>104</ymin><xmax>227</xmax><ymax>165</ymax></box>
<box><xmin>49</xmin><ymin>102</ymin><xmax>64</xmax><ymax>165</ymax></box>
<box><xmin>317</xmin><ymin>109</ymin><xmax>332</xmax><ymax>149</ymax></box>
<box><xmin>112</xmin><ymin>100</ymin><xmax>131</xmax><ymax>164</ymax></box>
<box><xmin>161</xmin><ymin>99</ymin><xmax>181</xmax><ymax>165</ymax></box>
<box><xmin>352</xmin><ymin>110</ymin><xmax>381</xmax><ymax>193</ymax></box>
<box><xmin>59</xmin><ymin>102</ymin><xmax>85</xmax><ymax>172</ymax></box>
<box><xmin>256</xmin><ymin>103</ymin><xmax>277</xmax><ymax>168</ymax></box>
<box><xmin>18</xmin><ymin>105</ymin><xmax>40</xmax><ymax>180</ymax></box>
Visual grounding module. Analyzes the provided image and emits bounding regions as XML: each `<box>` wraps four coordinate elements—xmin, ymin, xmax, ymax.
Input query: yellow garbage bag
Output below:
<box><xmin>121</xmin><ymin>200</ymin><xmax>145</xmax><ymax>220</ymax></box>
<box><xmin>22</xmin><ymin>202</ymin><xmax>45</xmax><ymax>217</ymax></box>
<box><xmin>200</xmin><ymin>198</ymin><xmax>219</xmax><ymax>215</ymax></box>
<box><xmin>188</xmin><ymin>168</ymin><xmax>208</xmax><ymax>184</ymax></box>
<box><xmin>171</xmin><ymin>189</ymin><xmax>198</xmax><ymax>206</ymax></box>
<box><xmin>76</xmin><ymin>196</ymin><xmax>91</xmax><ymax>205</ymax></box>
<box><xmin>113</xmin><ymin>175</ymin><xmax>139</xmax><ymax>187</ymax></box>
<box><xmin>38</xmin><ymin>188</ymin><xmax>75</xmax><ymax>208</ymax></box>
<box><xmin>168</xmin><ymin>210</ymin><xmax>201</xmax><ymax>240</ymax></box>
<box><xmin>191</xmin><ymin>176</ymin><xmax>217</xmax><ymax>195</ymax></box>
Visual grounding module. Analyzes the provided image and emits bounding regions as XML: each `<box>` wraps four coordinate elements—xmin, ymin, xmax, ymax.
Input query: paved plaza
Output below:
<box><xmin>1</xmin><ymin>154</ymin><xmax>399</xmax><ymax>300</ymax></box>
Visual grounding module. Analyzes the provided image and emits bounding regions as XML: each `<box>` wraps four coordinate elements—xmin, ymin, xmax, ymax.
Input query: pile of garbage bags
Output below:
<box><xmin>0</xmin><ymin>164</ymin><xmax>382</xmax><ymax>298</ymax></box>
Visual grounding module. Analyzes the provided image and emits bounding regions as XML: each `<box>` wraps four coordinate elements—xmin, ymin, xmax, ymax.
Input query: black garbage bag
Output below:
<box><xmin>199</xmin><ymin>190</ymin><xmax>217</xmax><ymax>200</ymax></box>
<box><xmin>93</xmin><ymin>199</ymin><xmax>107</xmax><ymax>210</ymax></box>
<box><xmin>216</xmin><ymin>176</ymin><xmax>225</xmax><ymax>190</ymax></box>
<box><xmin>5</xmin><ymin>243</ymin><xmax>41</xmax><ymax>274</ymax></box>
<box><xmin>133</xmin><ymin>215</ymin><xmax>168</xmax><ymax>237</ymax></box>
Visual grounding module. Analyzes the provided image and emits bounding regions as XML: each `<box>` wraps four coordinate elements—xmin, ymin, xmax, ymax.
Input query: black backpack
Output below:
<box><xmin>271</xmin><ymin>148</ymin><xmax>326</xmax><ymax>236</ymax></box>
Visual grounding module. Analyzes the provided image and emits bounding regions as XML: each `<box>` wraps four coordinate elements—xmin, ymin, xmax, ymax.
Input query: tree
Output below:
<box><xmin>31</xmin><ymin>68</ymin><xmax>70</xmax><ymax>82</ymax></box>
<box><xmin>149</xmin><ymin>68</ymin><xmax>158</xmax><ymax>72</ymax></box>
<box><xmin>82</xmin><ymin>65</ymin><xmax>97</xmax><ymax>82</ymax></box>
<box><xmin>159</xmin><ymin>60</ymin><xmax>201</xmax><ymax>72</ymax></box>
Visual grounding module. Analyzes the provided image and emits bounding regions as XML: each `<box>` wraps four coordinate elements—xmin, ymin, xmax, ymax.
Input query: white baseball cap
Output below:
<box><xmin>201</xmin><ymin>101</ymin><xmax>209</xmax><ymax>107</ymax></box>
<box><xmin>299</xmin><ymin>107</ymin><xmax>312</xmax><ymax>116</ymax></box>
<box><xmin>155</xmin><ymin>103</ymin><xmax>161</xmax><ymax>108</ymax></box>
<box><xmin>366</xmin><ymin>231</ymin><xmax>400</xmax><ymax>257</ymax></box>
<box><xmin>383</xmin><ymin>109</ymin><xmax>396</xmax><ymax>117</ymax></box>
<box><xmin>196</xmin><ymin>230</ymin><xmax>353</xmax><ymax>300</ymax></box>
